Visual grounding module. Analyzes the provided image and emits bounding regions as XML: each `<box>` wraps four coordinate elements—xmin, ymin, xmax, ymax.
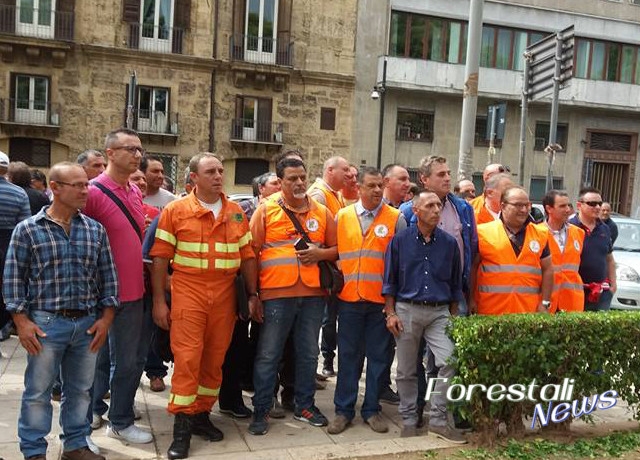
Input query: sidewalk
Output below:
<box><xmin>0</xmin><ymin>336</ymin><xmax>452</xmax><ymax>460</ymax></box>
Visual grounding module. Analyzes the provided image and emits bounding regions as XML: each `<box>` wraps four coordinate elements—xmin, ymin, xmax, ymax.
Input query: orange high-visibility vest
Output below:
<box><xmin>475</xmin><ymin>220</ymin><xmax>549</xmax><ymax>315</ymax></box>
<box><xmin>470</xmin><ymin>195</ymin><xmax>484</xmax><ymax>214</ymax></box>
<box><xmin>474</xmin><ymin>200</ymin><xmax>497</xmax><ymax>225</ymax></box>
<box><xmin>153</xmin><ymin>193</ymin><xmax>252</xmax><ymax>276</ymax></box>
<box><xmin>336</xmin><ymin>204</ymin><xmax>400</xmax><ymax>304</ymax></box>
<box><xmin>548</xmin><ymin>223</ymin><xmax>585</xmax><ymax>313</ymax></box>
<box><xmin>259</xmin><ymin>197</ymin><xmax>328</xmax><ymax>289</ymax></box>
<box><xmin>308</xmin><ymin>179</ymin><xmax>345</xmax><ymax>217</ymax></box>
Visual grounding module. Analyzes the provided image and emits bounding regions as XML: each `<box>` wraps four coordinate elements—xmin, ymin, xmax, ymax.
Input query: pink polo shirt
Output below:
<box><xmin>84</xmin><ymin>172</ymin><xmax>145</xmax><ymax>302</ymax></box>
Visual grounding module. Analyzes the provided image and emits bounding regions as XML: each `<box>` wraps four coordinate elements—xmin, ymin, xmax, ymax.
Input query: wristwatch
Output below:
<box><xmin>541</xmin><ymin>300</ymin><xmax>551</xmax><ymax>309</ymax></box>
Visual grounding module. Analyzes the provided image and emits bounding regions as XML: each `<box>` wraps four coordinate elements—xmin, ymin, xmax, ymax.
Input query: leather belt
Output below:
<box><xmin>398</xmin><ymin>300</ymin><xmax>449</xmax><ymax>307</ymax></box>
<box><xmin>43</xmin><ymin>309</ymin><xmax>90</xmax><ymax>319</ymax></box>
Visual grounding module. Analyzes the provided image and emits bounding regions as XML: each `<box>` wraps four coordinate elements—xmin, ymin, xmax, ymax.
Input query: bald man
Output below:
<box><xmin>455</xmin><ymin>179</ymin><xmax>476</xmax><ymax>202</ymax></box>
<box><xmin>474</xmin><ymin>173</ymin><xmax>513</xmax><ymax>225</ymax></box>
<box><xmin>470</xmin><ymin>163</ymin><xmax>505</xmax><ymax>214</ymax></box>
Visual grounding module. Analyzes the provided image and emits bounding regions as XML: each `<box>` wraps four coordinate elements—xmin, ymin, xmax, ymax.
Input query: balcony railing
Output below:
<box><xmin>230</xmin><ymin>34</ymin><xmax>294</xmax><ymax>67</ymax></box>
<box><xmin>0</xmin><ymin>5</ymin><xmax>73</xmax><ymax>41</ymax></box>
<box><xmin>0</xmin><ymin>99</ymin><xmax>61</xmax><ymax>126</ymax></box>
<box><xmin>231</xmin><ymin>119</ymin><xmax>284</xmax><ymax>144</ymax></box>
<box><xmin>127</xmin><ymin>23</ymin><xmax>185</xmax><ymax>54</ymax></box>
<box><xmin>125</xmin><ymin>109</ymin><xmax>179</xmax><ymax>135</ymax></box>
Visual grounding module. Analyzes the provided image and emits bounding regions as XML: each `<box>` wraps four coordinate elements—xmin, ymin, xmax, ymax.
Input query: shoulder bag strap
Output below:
<box><xmin>93</xmin><ymin>181</ymin><xmax>143</xmax><ymax>242</ymax></box>
<box><xmin>277</xmin><ymin>198</ymin><xmax>312</xmax><ymax>243</ymax></box>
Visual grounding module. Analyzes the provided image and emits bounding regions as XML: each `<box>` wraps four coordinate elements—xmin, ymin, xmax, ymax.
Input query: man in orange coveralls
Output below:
<box><xmin>150</xmin><ymin>152</ymin><xmax>259</xmax><ymax>460</ymax></box>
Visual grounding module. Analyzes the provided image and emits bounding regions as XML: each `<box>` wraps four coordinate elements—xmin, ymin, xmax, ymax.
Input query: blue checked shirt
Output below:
<box><xmin>3</xmin><ymin>207</ymin><xmax>119</xmax><ymax>314</ymax></box>
<box><xmin>0</xmin><ymin>176</ymin><xmax>30</xmax><ymax>230</ymax></box>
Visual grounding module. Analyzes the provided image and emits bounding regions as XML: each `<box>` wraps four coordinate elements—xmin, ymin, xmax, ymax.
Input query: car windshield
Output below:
<box><xmin>613</xmin><ymin>221</ymin><xmax>640</xmax><ymax>252</ymax></box>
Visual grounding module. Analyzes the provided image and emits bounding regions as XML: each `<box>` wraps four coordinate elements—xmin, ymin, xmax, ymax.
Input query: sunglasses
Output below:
<box><xmin>580</xmin><ymin>200</ymin><xmax>603</xmax><ymax>207</ymax></box>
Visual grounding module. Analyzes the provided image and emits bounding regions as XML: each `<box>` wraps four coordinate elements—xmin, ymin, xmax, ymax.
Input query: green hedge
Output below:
<box><xmin>448</xmin><ymin>311</ymin><xmax>640</xmax><ymax>444</ymax></box>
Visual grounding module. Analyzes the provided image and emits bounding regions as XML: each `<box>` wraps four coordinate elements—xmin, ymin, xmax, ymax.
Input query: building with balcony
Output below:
<box><xmin>352</xmin><ymin>0</ymin><xmax>640</xmax><ymax>216</ymax></box>
<box><xmin>0</xmin><ymin>0</ymin><xmax>357</xmax><ymax>193</ymax></box>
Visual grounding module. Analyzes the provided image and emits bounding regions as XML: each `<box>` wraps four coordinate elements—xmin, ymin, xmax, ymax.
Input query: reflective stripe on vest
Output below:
<box><xmin>156</xmin><ymin>228</ymin><xmax>177</xmax><ymax>245</ymax></box>
<box><xmin>260</xmin><ymin>198</ymin><xmax>327</xmax><ymax>289</ymax></box>
<box><xmin>174</xmin><ymin>254</ymin><xmax>208</xmax><ymax>269</ymax></box>
<box><xmin>177</xmin><ymin>241</ymin><xmax>209</xmax><ymax>252</ymax></box>
<box><xmin>169</xmin><ymin>393</ymin><xmax>197</xmax><ymax>406</ymax></box>
<box><xmin>197</xmin><ymin>385</ymin><xmax>219</xmax><ymax>396</ymax></box>
<box><xmin>476</xmin><ymin>220</ymin><xmax>549</xmax><ymax>315</ymax></box>
<box><xmin>337</xmin><ymin>205</ymin><xmax>399</xmax><ymax>304</ymax></box>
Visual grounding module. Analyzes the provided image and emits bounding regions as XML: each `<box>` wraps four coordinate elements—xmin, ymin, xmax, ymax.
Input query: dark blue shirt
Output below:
<box><xmin>382</xmin><ymin>225</ymin><xmax>463</xmax><ymax>303</ymax></box>
<box><xmin>568</xmin><ymin>216</ymin><xmax>612</xmax><ymax>283</ymax></box>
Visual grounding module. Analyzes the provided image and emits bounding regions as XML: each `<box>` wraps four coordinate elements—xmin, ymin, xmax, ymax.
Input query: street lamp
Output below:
<box><xmin>372</xmin><ymin>56</ymin><xmax>387</xmax><ymax>170</ymax></box>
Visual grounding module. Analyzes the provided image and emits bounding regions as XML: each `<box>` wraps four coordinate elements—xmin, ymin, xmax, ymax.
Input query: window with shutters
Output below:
<box><xmin>124</xmin><ymin>0</ymin><xmax>189</xmax><ymax>54</ymax></box>
<box><xmin>11</xmin><ymin>74</ymin><xmax>50</xmax><ymax>125</ymax></box>
<box><xmin>9</xmin><ymin>137</ymin><xmax>51</xmax><ymax>167</ymax></box>
<box><xmin>587</xmin><ymin>132</ymin><xmax>633</xmax><ymax>152</ymax></box>
<box><xmin>137</xmin><ymin>86</ymin><xmax>169</xmax><ymax>134</ymax></box>
<box><xmin>232</xmin><ymin>96</ymin><xmax>283</xmax><ymax>144</ymax></box>
<box><xmin>396</xmin><ymin>110</ymin><xmax>434</xmax><ymax>142</ymax></box>
<box><xmin>534</xmin><ymin>122</ymin><xmax>568</xmax><ymax>151</ymax></box>
<box><xmin>0</xmin><ymin>0</ymin><xmax>73</xmax><ymax>40</ymax></box>
<box><xmin>320</xmin><ymin>108</ymin><xmax>335</xmax><ymax>131</ymax></box>
<box><xmin>231</xmin><ymin>0</ymin><xmax>293</xmax><ymax>66</ymax></box>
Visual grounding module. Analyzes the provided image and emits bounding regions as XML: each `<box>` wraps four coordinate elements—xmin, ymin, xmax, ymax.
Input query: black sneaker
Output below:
<box><xmin>219</xmin><ymin>404</ymin><xmax>252</xmax><ymax>419</ymax></box>
<box><xmin>379</xmin><ymin>386</ymin><xmax>400</xmax><ymax>405</ymax></box>
<box><xmin>294</xmin><ymin>406</ymin><xmax>328</xmax><ymax>427</ymax></box>
<box><xmin>248</xmin><ymin>411</ymin><xmax>269</xmax><ymax>436</ymax></box>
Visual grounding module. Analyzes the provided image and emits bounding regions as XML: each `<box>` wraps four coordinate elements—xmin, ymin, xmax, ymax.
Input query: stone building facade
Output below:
<box><xmin>0</xmin><ymin>0</ymin><xmax>357</xmax><ymax>193</ymax></box>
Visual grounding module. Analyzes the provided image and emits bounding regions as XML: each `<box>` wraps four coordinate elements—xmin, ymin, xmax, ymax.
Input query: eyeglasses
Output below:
<box><xmin>504</xmin><ymin>201</ymin><xmax>530</xmax><ymax>209</ymax></box>
<box><xmin>113</xmin><ymin>145</ymin><xmax>146</xmax><ymax>156</ymax></box>
<box><xmin>580</xmin><ymin>200</ymin><xmax>603</xmax><ymax>207</ymax></box>
<box><xmin>55</xmin><ymin>181</ymin><xmax>90</xmax><ymax>190</ymax></box>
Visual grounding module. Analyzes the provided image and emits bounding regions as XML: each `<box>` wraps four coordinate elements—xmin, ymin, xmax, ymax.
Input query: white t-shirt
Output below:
<box><xmin>198</xmin><ymin>198</ymin><xmax>222</xmax><ymax>219</ymax></box>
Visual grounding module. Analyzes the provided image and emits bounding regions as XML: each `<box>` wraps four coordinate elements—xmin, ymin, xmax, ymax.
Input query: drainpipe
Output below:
<box><xmin>208</xmin><ymin>0</ymin><xmax>220</xmax><ymax>152</ymax></box>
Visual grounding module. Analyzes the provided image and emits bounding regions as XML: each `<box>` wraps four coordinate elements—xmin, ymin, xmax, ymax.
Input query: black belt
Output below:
<box><xmin>43</xmin><ymin>309</ymin><xmax>90</xmax><ymax>319</ymax></box>
<box><xmin>398</xmin><ymin>300</ymin><xmax>449</xmax><ymax>307</ymax></box>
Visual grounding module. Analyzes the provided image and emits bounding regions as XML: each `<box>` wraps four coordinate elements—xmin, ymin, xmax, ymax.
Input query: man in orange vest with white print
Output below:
<box><xmin>542</xmin><ymin>189</ymin><xmax>585</xmax><ymax>312</ymax></box>
<box><xmin>308</xmin><ymin>155</ymin><xmax>351</xmax><ymax>377</ymax></box>
<box><xmin>248</xmin><ymin>156</ymin><xmax>338</xmax><ymax>435</ymax></box>
<box><xmin>326</xmin><ymin>167</ymin><xmax>406</xmax><ymax>435</ymax></box>
<box><xmin>470</xmin><ymin>186</ymin><xmax>553</xmax><ymax>315</ymax></box>
<box><xmin>150</xmin><ymin>153</ymin><xmax>258</xmax><ymax>459</ymax></box>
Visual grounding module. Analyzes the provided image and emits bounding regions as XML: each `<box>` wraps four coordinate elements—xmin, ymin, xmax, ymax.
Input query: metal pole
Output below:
<box><xmin>488</xmin><ymin>105</ymin><xmax>497</xmax><ymax>165</ymax></box>
<box><xmin>127</xmin><ymin>71</ymin><xmax>137</xmax><ymax>129</ymax></box>
<box><xmin>457</xmin><ymin>0</ymin><xmax>484</xmax><ymax>181</ymax></box>
<box><xmin>518</xmin><ymin>56</ymin><xmax>530</xmax><ymax>187</ymax></box>
<box><xmin>546</xmin><ymin>32</ymin><xmax>563</xmax><ymax>191</ymax></box>
<box><xmin>376</xmin><ymin>56</ymin><xmax>388</xmax><ymax>170</ymax></box>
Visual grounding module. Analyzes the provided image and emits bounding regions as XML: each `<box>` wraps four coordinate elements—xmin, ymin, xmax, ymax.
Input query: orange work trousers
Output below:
<box><xmin>168</xmin><ymin>273</ymin><xmax>236</xmax><ymax>415</ymax></box>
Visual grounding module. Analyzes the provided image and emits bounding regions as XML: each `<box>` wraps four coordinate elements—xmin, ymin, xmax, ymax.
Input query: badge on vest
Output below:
<box><xmin>306</xmin><ymin>218</ymin><xmax>319</xmax><ymax>232</ymax></box>
<box><xmin>574</xmin><ymin>240</ymin><xmax>580</xmax><ymax>251</ymax></box>
<box><xmin>374</xmin><ymin>224</ymin><xmax>389</xmax><ymax>237</ymax></box>
<box><xmin>529</xmin><ymin>240</ymin><xmax>541</xmax><ymax>253</ymax></box>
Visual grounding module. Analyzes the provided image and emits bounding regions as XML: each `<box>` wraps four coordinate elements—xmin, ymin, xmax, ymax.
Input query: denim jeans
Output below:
<box><xmin>333</xmin><ymin>300</ymin><xmax>391</xmax><ymax>421</ymax></box>
<box><xmin>252</xmin><ymin>296</ymin><xmax>325</xmax><ymax>413</ymax></box>
<box><xmin>320</xmin><ymin>296</ymin><xmax>337</xmax><ymax>363</ymax></box>
<box><xmin>90</xmin><ymin>299</ymin><xmax>149</xmax><ymax>430</ymax></box>
<box><xmin>19</xmin><ymin>311</ymin><xmax>97</xmax><ymax>458</ymax></box>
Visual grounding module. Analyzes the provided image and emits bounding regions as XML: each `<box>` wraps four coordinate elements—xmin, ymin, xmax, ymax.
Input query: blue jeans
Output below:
<box><xmin>334</xmin><ymin>301</ymin><xmax>391</xmax><ymax>421</ymax></box>
<box><xmin>90</xmin><ymin>299</ymin><xmax>149</xmax><ymax>430</ymax></box>
<box><xmin>19</xmin><ymin>311</ymin><xmax>97</xmax><ymax>458</ymax></box>
<box><xmin>252</xmin><ymin>296</ymin><xmax>325</xmax><ymax>413</ymax></box>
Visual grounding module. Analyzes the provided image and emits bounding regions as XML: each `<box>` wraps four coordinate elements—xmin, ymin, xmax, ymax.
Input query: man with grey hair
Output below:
<box><xmin>77</xmin><ymin>149</ymin><xmax>106</xmax><ymax>180</ymax></box>
<box><xmin>474</xmin><ymin>172</ymin><xmax>513</xmax><ymax>225</ymax></box>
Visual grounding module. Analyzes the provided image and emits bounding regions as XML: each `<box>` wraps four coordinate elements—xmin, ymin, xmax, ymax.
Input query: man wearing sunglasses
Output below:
<box><xmin>569</xmin><ymin>187</ymin><xmax>616</xmax><ymax>311</ymax></box>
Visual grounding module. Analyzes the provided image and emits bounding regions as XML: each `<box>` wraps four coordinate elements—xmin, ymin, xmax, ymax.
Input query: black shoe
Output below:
<box><xmin>321</xmin><ymin>360</ymin><xmax>336</xmax><ymax>377</ymax></box>
<box><xmin>219</xmin><ymin>404</ymin><xmax>252</xmax><ymax>419</ymax></box>
<box><xmin>281</xmin><ymin>394</ymin><xmax>295</xmax><ymax>412</ymax></box>
<box><xmin>168</xmin><ymin>413</ymin><xmax>191</xmax><ymax>460</ymax></box>
<box><xmin>379</xmin><ymin>386</ymin><xmax>400</xmax><ymax>405</ymax></box>
<box><xmin>191</xmin><ymin>412</ymin><xmax>223</xmax><ymax>442</ymax></box>
<box><xmin>248</xmin><ymin>411</ymin><xmax>269</xmax><ymax>436</ymax></box>
<box><xmin>416</xmin><ymin>403</ymin><xmax>426</xmax><ymax>428</ymax></box>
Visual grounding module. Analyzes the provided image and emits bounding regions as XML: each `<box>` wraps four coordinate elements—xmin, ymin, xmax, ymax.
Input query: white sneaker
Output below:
<box><xmin>106</xmin><ymin>424</ymin><xmax>153</xmax><ymax>444</ymax></box>
<box><xmin>91</xmin><ymin>413</ymin><xmax>103</xmax><ymax>430</ymax></box>
<box><xmin>85</xmin><ymin>435</ymin><xmax>100</xmax><ymax>454</ymax></box>
<box><xmin>133</xmin><ymin>404</ymin><xmax>142</xmax><ymax>420</ymax></box>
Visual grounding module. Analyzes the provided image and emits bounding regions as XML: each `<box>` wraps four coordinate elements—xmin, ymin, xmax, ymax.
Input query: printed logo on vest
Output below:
<box><xmin>529</xmin><ymin>240</ymin><xmax>541</xmax><ymax>253</ymax></box>
<box><xmin>374</xmin><ymin>224</ymin><xmax>389</xmax><ymax>237</ymax></box>
<box><xmin>574</xmin><ymin>240</ymin><xmax>580</xmax><ymax>251</ymax></box>
<box><xmin>306</xmin><ymin>218</ymin><xmax>319</xmax><ymax>232</ymax></box>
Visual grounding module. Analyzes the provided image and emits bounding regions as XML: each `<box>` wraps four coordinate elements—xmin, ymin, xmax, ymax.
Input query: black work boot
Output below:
<box><xmin>191</xmin><ymin>412</ymin><xmax>224</xmax><ymax>442</ymax></box>
<box><xmin>168</xmin><ymin>413</ymin><xmax>192</xmax><ymax>460</ymax></box>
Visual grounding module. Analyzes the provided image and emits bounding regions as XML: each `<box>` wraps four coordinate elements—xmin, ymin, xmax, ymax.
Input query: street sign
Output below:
<box><xmin>524</xmin><ymin>25</ymin><xmax>574</xmax><ymax>102</ymax></box>
<box><xmin>486</xmin><ymin>102</ymin><xmax>506</xmax><ymax>141</ymax></box>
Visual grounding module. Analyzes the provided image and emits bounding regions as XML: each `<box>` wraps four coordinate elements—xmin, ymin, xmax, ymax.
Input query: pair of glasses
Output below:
<box><xmin>56</xmin><ymin>181</ymin><xmax>90</xmax><ymax>190</ymax></box>
<box><xmin>504</xmin><ymin>202</ymin><xmax>530</xmax><ymax>209</ymax></box>
<box><xmin>114</xmin><ymin>145</ymin><xmax>146</xmax><ymax>155</ymax></box>
<box><xmin>581</xmin><ymin>200</ymin><xmax>603</xmax><ymax>207</ymax></box>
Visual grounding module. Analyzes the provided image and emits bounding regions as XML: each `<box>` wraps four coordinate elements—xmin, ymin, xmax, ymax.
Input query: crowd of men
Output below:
<box><xmin>0</xmin><ymin>128</ymin><xmax>620</xmax><ymax>460</ymax></box>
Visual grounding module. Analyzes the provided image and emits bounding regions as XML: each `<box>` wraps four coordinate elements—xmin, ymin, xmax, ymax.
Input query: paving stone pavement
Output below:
<box><xmin>0</xmin><ymin>336</ymin><xmax>452</xmax><ymax>460</ymax></box>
